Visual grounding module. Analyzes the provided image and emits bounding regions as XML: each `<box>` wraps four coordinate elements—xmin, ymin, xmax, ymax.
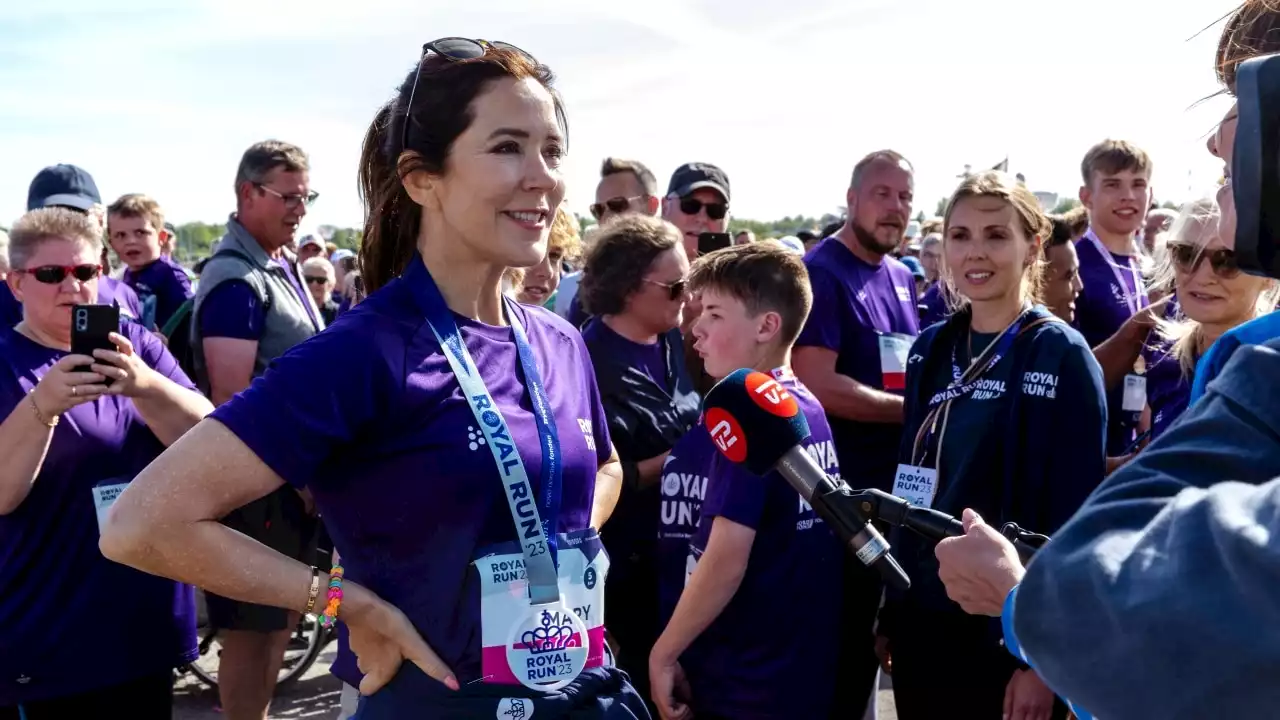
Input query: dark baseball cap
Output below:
<box><xmin>667</xmin><ymin>162</ymin><xmax>730</xmax><ymax>202</ymax></box>
<box><xmin>27</xmin><ymin>164</ymin><xmax>101</xmax><ymax>212</ymax></box>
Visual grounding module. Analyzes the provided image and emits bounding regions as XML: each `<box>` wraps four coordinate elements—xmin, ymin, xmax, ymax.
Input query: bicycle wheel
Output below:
<box><xmin>185</xmin><ymin>612</ymin><xmax>328</xmax><ymax>690</ymax></box>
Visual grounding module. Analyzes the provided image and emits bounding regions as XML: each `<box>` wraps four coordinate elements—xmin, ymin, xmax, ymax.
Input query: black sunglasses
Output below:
<box><xmin>401</xmin><ymin>37</ymin><xmax>534</xmax><ymax>152</ymax></box>
<box><xmin>644</xmin><ymin>278</ymin><xmax>687</xmax><ymax>301</ymax></box>
<box><xmin>590</xmin><ymin>196</ymin><xmax>646</xmax><ymax>221</ymax></box>
<box><xmin>304</xmin><ymin>275</ymin><xmax>330</xmax><ymax>285</ymax></box>
<box><xmin>16</xmin><ymin>264</ymin><xmax>102</xmax><ymax>284</ymax></box>
<box><xmin>1169</xmin><ymin>243</ymin><xmax>1240</xmax><ymax>278</ymax></box>
<box><xmin>678</xmin><ymin>197</ymin><xmax>728</xmax><ymax>221</ymax></box>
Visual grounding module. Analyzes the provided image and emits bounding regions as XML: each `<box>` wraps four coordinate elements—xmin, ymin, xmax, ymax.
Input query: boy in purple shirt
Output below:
<box><xmin>650</xmin><ymin>242</ymin><xmax>843</xmax><ymax>720</ymax></box>
<box><xmin>107</xmin><ymin>194</ymin><xmax>193</xmax><ymax>333</ymax></box>
<box><xmin>1072</xmin><ymin>140</ymin><xmax>1153</xmax><ymax>454</ymax></box>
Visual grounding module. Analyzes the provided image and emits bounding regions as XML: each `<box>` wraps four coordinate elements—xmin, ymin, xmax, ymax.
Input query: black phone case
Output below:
<box><xmin>698</xmin><ymin>232</ymin><xmax>732</xmax><ymax>256</ymax></box>
<box><xmin>70</xmin><ymin>304</ymin><xmax>119</xmax><ymax>386</ymax></box>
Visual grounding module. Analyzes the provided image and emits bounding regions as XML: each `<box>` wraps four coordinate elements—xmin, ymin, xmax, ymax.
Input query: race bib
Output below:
<box><xmin>892</xmin><ymin>464</ymin><xmax>938</xmax><ymax>509</ymax></box>
<box><xmin>92</xmin><ymin>481</ymin><xmax>130</xmax><ymax>534</ymax></box>
<box><xmin>1122</xmin><ymin>374</ymin><xmax>1147</xmax><ymax>413</ymax></box>
<box><xmin>878</xmin><ymin>333</ymin><xmax>915</xmax><ymax>391</ymax></box>
<box><xmin>474</xmin><ymin>529</ymin><xmax>609</xmax><ymax>688</ymax></box>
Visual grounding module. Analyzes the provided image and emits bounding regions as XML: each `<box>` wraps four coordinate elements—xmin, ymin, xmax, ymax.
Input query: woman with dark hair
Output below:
<box><xmin>577</xmin><ymin>215</ymin><xmax>700</xmax><ymax>708</ymax></box>
<box><xmin>101</xmin><ymin>40</ymin><xmax>648</xmax><ymax>719</ymax></box>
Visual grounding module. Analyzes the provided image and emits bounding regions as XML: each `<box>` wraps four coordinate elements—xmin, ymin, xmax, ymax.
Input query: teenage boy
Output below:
<box><xmin>107</xmin><ymin>193</ymin><xmax>193</xmax><ymax>331</ymax></box>
<box><xmin>1074</xmin><ymin>139</ymin><xmax>1153</xmax><ymax>454</ymax></box>
<box><xmin>649</xmin><ymin>241</ymin><xmax>843</xmax><ymax>720</ymax></box>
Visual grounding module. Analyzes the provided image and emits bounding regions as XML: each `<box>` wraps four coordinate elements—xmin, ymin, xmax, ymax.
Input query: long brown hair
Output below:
<box><xmin>357</xmin><ymin>44</ymin><xmax>566</xmax><ymax>292</ymax></box>
<box><xmin>1217</xmin><ymin>0</ymin><xmax>1280</xmax><ymax>91</ymax></box>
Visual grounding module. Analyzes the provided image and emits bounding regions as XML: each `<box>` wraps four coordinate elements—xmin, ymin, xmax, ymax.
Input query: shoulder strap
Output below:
<box><xmin>207</xmin><ymin>247</ymin><xmax>274</xmax><ymax>312</ymax></box>
<box><xmin>160</xmin><ymin>297</ymin><xmax>194</xmax><ymax>338</ymax></box>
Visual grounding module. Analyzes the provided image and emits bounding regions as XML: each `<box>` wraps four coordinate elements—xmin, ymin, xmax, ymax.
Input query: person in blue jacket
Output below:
<box><xmin>877</xmin><ymin>170</ymin><xmax>1107</xmax><ymax>720</ymax></box>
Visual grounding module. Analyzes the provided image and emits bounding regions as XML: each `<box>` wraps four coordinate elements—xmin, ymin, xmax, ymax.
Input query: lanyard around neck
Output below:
<box><xmin>1084</xmin><ymin>230</ymin><xmax>1147</xmax><ymax>315</ymax></box>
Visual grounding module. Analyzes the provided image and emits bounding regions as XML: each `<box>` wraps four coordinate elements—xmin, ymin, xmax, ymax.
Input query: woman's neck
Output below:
<box><xmin>419</xmin><ymin>232</ymin><xmax>507</xmax><ymax>326</ymax></box>
<box><xmin>601</xmin><ymin>313</ymin><xmax>658</xmax><ymax>345</ymax></box>
<box><xmin>969</xmin><ymin>294</ymin><xmax>1024</xmax><ymax>334</ymax></box>
<box><xmin>17</xmin><ymin>320</ymin><xmax>69</xmax><ymax>351</ymax></box>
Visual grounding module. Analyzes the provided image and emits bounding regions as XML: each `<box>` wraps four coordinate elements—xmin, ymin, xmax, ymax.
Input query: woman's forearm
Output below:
<box><xmin>591</xmin><ymin>457</ymin><xmax>623</xmax><ymax>529</ymax></box>
<box><xmin>0</xmin><ymin>399</ymin><xmax>57</xmax><ymax>515</ymax></box>
<box><xmin>130</xmin><ymin>378</ymin><xmax>215</xmax><ymax>446</ymax></box>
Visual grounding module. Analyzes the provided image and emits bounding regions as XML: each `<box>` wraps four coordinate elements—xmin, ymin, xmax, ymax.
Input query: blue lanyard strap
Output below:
<box><xmin>407</xmin><ymin>256</ymin><xmax>563</xmax><ymax>605</ymax></box>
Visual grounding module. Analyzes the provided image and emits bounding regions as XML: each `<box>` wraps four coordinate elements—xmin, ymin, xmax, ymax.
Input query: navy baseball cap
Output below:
<box><xmin>27</xmin><ymin>164</ymin><xmax>101</xmax><ymax>211</ymax></box>
<box><xmin>900</xmin><ymin>255</ymin><xmax>926</xmax><ymax>280</ymax></box>
<box><xmin>667</xmin><ymin>162</ymin><xmax>730</xmax><ymax>202</ymax></box>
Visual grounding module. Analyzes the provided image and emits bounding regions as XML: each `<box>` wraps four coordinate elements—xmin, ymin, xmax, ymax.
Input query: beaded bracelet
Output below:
<box><xmin>320</xmin><ymin>564</ymin><xmax>345</xmax><ymax>629</ymax></box>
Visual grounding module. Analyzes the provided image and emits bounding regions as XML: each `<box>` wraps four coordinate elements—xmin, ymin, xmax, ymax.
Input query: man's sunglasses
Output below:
<box><xmin>644</xmin><ymin>278</ymin><xmax>687</xmax><ymax>300</ymax></box>
<box><xmin>15</xmin><ymin>264</ymin><xmax>102</xmax><ymax>284</ymax></box>
<box><xmin>590</xmin><ymin>196</ymin><xmax>646</xmax><ymax>221</ymax></box>
<box><xmin>401</xmin><ymin>37</ymin><xmax>534</xmax><ymax>151</ymax></box>
<box><xmin>1168</xmin><ymin>243</ymin><xmax>1241</xmax><ymax>278</ymax></box>
<box><xmin>678</xmin><ymin>197</ymin><xmax>728</xmax><ymax>221</ymax></box>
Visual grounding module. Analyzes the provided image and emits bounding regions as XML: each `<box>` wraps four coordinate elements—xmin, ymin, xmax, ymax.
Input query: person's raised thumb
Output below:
<box><xmin>961</xmin><ymin>508</ymin><xmax>987</xmax><ymax>532</ymax></box>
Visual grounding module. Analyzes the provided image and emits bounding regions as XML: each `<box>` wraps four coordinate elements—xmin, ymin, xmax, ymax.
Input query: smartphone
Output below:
<box><xmin>697</xmin><ymin>232</ymin><xmax>732</xmax><ymax>257</ymax></box>
<box><xmin>70</xmin><ymin>304</ymin><xmax>119</xmax><ymax>386</ymax></box>
<box><xmin>1232</xmin><ymin>53</ymin><xmax>1280</xmax><ymax>279</ymax></box>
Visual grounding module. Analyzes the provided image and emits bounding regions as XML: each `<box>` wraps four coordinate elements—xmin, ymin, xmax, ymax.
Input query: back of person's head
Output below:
<box><xmin>107</xmin><ymin>193</ymin><xmax>165</xmax><ymax>232</ymax></box>
<box><xmin>943</xmin><ymin>170</ymin><xmax>1050</xmax><ymax>306</ymax></box>
<box><xmin>579</xmin><ymin>215</ymin><xmax>680</xmax><ymax>316</ymax></box>
<box><xmin>1080</xmin><ymin>139</ymin><xmax>1153</xmax><ymax>187</ymax></box>
<box><xmin>687</xmin><ymin>241</ymin><xmax>813</xmax><ymax>347</ymax></box>
<box><xmin>359</xmin><ymin>43</ymin><xmax>565</xmax><ymax>293</ymax></box>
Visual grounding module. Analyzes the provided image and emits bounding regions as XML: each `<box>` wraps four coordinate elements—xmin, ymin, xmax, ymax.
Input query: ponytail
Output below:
<box><xmin>358</xmin><ymin>100</ymin><xmax>421</xmax><ymax>293</ymax></box>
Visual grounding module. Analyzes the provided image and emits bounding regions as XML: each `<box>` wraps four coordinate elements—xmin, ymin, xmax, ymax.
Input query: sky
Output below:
<box><xmin>0</xmin><ymin>0</ymin><xmax>1244</xmax><ymax>233</ymax></box>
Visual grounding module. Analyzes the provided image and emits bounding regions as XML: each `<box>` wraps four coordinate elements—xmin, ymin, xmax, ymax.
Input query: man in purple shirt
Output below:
<box><xmin>107</xmin><ymin>194</ymin><xmax>194</xmax><ymax>333</ymax></box>
<box><xmin>1073</xmin><ymin>139</ymin><xmax>1154</xmax><ymax>454</ymax></box>
<box><xmin>792</xmin><ymin>149</ymin><xmax>920</xmax><ymax>719</ymax></box>
<box><xmin>191</xmin><ymin>140</ymin><xmax>324</xmax><ymax>720</ymax></box>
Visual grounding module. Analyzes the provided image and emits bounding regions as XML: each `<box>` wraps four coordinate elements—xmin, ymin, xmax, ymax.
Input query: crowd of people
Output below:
<box><xmin>2</xmin><ymin>4</ymin><xmax>1280</xmax><ymax>720</ymax></box>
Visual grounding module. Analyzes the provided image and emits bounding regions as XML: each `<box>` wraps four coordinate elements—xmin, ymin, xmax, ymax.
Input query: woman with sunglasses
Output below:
<box><xmin>102</xmin><ymin>39</ymin><xmax>649</xmax><ymax>720</ymax></box>
<box><xmin>576</xmin><ymin>215</ymin><xmax>700</xmax><ymax>711</ymax></box>
<box><xmin>0</xmin><ymin>208</ymin><xmax>212</xmax><ymax>719</ymax></box>
<box><xmin>879</xmin><ymin>171</ymin><xmax>1106</xmax><ymax>720</ymax></box>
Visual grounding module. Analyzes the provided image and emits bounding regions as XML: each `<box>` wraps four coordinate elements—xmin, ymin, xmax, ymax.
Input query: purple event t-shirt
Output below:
<box><xmin>580</xmin><ymin>318</ymin><xmax>668</xmax><ymax>387</ymax></box>
<box><xmin>98</xmin><ymin>275</ymin><xmax>144</xmax><ymax>324</ymax></box>
<box><xmin>656</xmin><ymin>421</ymin><xmax>716</xmax><ymax>625</ymax></box>
<box><xmin>1143</xmin><ymin>340</ymin><xmax>1191</xmax><ymax>443</ymax></box>
<box><xmin>0</xmin><ymin>320</ymin><xmax>197</xmax><ymax>704</ymax></box>
<box><xmin>123</xmin><ymin>256</ymin><xmax>193</xmax><ymax>331</ymax></box>
<box><xmin>209</xmin><ymin>259</ymin><xmax>613</xmax><ymax>712</ymax></box>
<box><xmin>682</xmin><ymin>378</ymin><xmax>844</xmax><ymax>720</ymax></box>
<box><xmin>920</xmin><ymin>280</ymin><xmax>949</xmax><ymax>329</ymax></box>
<box><xmin>795</xmin><ymin>237</ymin><xmax>919</xmax><ymax>492</ymax></box>
<box><xmin>199</xmin><ymin>257</ymin><xmax>315</xmax><ymax>340</ymax></box>
<box><xmin>0</xmin><ymin>284</ymin><xmax>21</xmax><ymax>329</ymax></box>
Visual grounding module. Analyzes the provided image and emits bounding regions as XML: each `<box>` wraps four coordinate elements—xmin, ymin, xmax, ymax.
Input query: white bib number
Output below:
<box><xmin>92</xmin><ymin>483</ymin><xmax>129</xmax><ymax>534</ymax></box>
<box><xmin>1122</xmin><ymin>374</ymin><xmax>1147</xmax><ymax>413</ymax></box>
<box><xmin>892</xmin><ymin>464</ymin><xmax>939</xmax><ymax>509</ymax></box>
<box><xmin>878</xmin><ymin>333</ymin><xmax>915</xmax><ymax>391</ymax></box>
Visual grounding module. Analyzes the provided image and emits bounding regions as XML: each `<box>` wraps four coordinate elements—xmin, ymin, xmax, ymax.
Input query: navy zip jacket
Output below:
<box><xmin>879</xmin><ymin>305</ymin><xmax>1107</xmax><ymax>644</ymax></box>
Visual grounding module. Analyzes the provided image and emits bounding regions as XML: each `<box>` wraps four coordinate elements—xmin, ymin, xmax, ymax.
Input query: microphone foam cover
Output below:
<box><xmin>701</xmin><ymin>368</ymin><xmax>812</xmax><ymax>476</ymax></box>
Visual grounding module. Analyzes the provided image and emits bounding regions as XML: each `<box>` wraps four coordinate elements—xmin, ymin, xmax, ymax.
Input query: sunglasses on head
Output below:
<box><xmin>590</xmin><ymin>196</ymin><xmax>645</xmax><ymax>221</ymax></box>
<box><xmin>1168</xmin><ymin>242</ymin><xmax>1240</xmax><ymax>278</ymax></box>
<box><xmin>644</xmin><ymin>277</ymin><xmax>687</xmax><ymax>301</ymax></box>
<box><xmin>678</xmin><ymin>197</ymin><xmax>728</xmax><ymax>221</ymax></box>
<box><xmin>401</xmin><ymin>37</ymin><xmax>535</xmax><ymax>151</ymax></box>
<box><xmin>16</xmin><ymin>264</ymin><xmax>102</xmax><ymax>284</ymax></box>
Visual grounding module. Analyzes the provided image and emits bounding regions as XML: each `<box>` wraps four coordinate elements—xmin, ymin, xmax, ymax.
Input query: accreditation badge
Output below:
<box><xmin>892</xmin><ymin>463</ymin><xmax>939</xmax><ymax>509</ymax></box>
<box><xmin>878</xmin><ymin>332</ymin><xmax>915</xmax><ymax>391</ymax></box>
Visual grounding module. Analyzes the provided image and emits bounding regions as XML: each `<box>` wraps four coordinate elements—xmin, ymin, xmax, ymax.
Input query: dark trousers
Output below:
<box><xmin>604</xmin><ymin>552</ymin><xmax>659</xmax><ymax>716</ymax></box>
<box><xmin>831</xmin><ymin>559</ymin><xmax>881</xmax><ymax>720</ymax></box>
<box><xmin>1</xmin><ymin>671</ymin><xmax>173</xmax><ymax>720</ymax></box>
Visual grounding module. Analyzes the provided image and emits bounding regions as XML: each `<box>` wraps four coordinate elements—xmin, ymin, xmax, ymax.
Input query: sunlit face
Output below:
<box><xmin>1042</xmin><ymin>241</ymin><xmax>1083</xmax><ymax>323</ymax></box>
<box><xmin>594</xmin><ymin>172</ymin><xmax>652</xmax><ymax>225</ymax></box>
<box><xmin>107</xmin><ymin>214</ymin><xmax>164</xmax><ymax>271</ymax></box>
<box><xmin>7</xmin><ymin>238</ymin><xmax>99</xmax><ymax>341</ymax></box>
<box><xmin>622</xmin><ymin>245</ymin><xmax>688</xmax><ymax>335</ymax></box>
<box><xmin>848</xmin><ymin>159</ymin><xmax>914</xmax><ymax>256</ymax></box>
<box><xmin>1081</xmin><ymin>169</ymin><xmax>1151</xmax><ymax>237</ymax></box>
<box><xmin>1209</xmin><ymin>102</ymin><xmax>1240</xmax><ymax>245</ymax></box>
<box><xmin>303</xmin><ymin>265</ymin><xmax>335</xmax><ymax>306</ymax></box>
<box><xmin>298</xmin><ymin>242</ymin><xmax>325</xmax><ymax>263</ymax></box>
<box><xmin>944</xmin><ymin>196</ymin><xmax>1039</xmax><ymax>306</ymax></box>
<box><xmin>919</xmin><ymin>238</ymin><xmax>942</xmax><ymax>281</ymax></box>
<box><xmin>238</xmin><ymin>167</ymin><xmax>311</xmax><ymax>251</ymax></box>
<box><xmin>1172</xmin><ymin>217</ymin><xmax>1267</xmax><ymax>329</ymax></box>
<box><xmin>419</xmin><ymin>76</ymin><xmax>566</xmax><ymax>271</ymax></box>
<box><xmin>517</xmin><ymin>243</ymin><xmax>564</xmax><ymax>306</ymax></box>
<box><xmin>692</xmin><ymin>287</ymin><xmax>780</xmax><ymax>379</ymax></box>
<box><xmin>662</xmin><ymin>187</ymin><xmax>728</xmax><ymax>262</ymax></box>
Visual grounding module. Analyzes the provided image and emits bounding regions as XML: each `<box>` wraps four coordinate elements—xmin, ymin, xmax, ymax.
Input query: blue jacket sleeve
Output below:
<box><xmin>1014</xmin><ymin>339</ymin><xmax>1280</xmax><ymax>719</ymax></box>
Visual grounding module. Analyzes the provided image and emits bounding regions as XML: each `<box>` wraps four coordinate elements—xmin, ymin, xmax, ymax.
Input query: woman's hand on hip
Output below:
<box><xmin>343</xmin><ymin>581</ymin><xmax>459</xmax><ymax>695</ymax></box>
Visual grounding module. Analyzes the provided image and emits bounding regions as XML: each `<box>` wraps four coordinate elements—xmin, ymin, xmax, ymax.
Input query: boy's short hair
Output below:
<box><xmin>1048</xmin><ymin>205</ymin><xmax>1090</xmax><ymax>247</ymax></box>
<box><xmin>687</xmin><ymin>241</ymin><xmax>813</xmax><ymax>347</ymax></box>
<box><xmin>1080</xmin><ymin>139</ymin><xmax>1152</xmax><ymax>186</ymax></box>
<box><xmin>106</xmin><ymin>193</ymin><xmax>165</xmax><ymax>232</ymax></box>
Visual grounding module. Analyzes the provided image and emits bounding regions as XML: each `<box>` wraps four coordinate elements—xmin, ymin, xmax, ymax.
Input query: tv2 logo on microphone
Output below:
<box><xmin>706</xmin><ymin>408</ymin><xmax>747</xmax><ymax>463</ymax></box>
<box><xmin>745</xmin><ymin>372</ymin><xmax>799</xmax><ymax>418</ymax></box>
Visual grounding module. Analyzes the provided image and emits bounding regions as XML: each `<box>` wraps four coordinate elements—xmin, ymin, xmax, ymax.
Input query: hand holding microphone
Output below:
<box><xmin>934</xmin><ymin>509</ymin><xmax>1026</xmax><ymax>617</ymax></box>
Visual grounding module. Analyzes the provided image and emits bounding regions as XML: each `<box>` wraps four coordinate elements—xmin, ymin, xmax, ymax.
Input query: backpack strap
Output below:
<box><xmin>160</xmin><ymin>297</ymin><xmax>194</xmax><ymax>338</ymax></box>
<box><xmin>205</xmin><ymin>247</ymin><xmax>275</xmax><ymax>313</ymax></box>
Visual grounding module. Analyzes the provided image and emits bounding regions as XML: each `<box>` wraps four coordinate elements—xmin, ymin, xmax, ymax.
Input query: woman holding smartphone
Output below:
<box><xmin>0</xmin><ymin>208</ymin><xmax>212</xmax><ymax>719</ymax></box>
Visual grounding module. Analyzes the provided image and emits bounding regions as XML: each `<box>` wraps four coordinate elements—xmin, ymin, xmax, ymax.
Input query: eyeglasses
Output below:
<box><xmin>590</xmin><ymin>196</ymin><xmax>646</xmax><ymax>221</ymax></box>
<box><xmin>15</xmin><ymin>264</ymin><xmax>102</xmax><ymax>284</ymax></box>
<box><xmin>255</xmin><ymin>184</ymin><xmax>319</xmax><ymax>210</ymax></box>
<box><xmin>1168</xmin><ymin>242</ymin><xmax>1240</xmax><ymax>278</ymax></box>
<box><xmin>401</xmin><ymin>37</ymin><xmax>534</xmax><ymax>152</ymax></box>
<box><xmin>644</xmin><ymin>277</ymin><xmax>687</xmax><ymax>300</ymax></box>
<box><xmin>678</xmin><ymin>197</ymin><xmax>728</xmax><ymax>221</ymax></box>
<box><xmin>304</xmin><ymin>276</ymin><xmax>330</xmax><ymax>285</ymax></box>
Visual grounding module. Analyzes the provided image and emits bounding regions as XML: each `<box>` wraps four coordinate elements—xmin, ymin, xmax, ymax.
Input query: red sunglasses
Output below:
<box><xmin>15</xmin><ymin>264</ymin><xmax>103</xmax><ymax>284</ymax></box>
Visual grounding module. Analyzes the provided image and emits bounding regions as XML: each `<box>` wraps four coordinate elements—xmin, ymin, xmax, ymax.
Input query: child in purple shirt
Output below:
<box><xmin>107</xmin><ymin>194</ymin><xmax>193</xmax><ymax>332</ymax></box>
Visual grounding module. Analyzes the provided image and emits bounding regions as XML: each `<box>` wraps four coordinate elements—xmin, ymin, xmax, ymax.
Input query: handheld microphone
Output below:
<box><xmin>702</xmin><ymin>369</ymin><xmax>911</xmax><ymax>590</ymax></box>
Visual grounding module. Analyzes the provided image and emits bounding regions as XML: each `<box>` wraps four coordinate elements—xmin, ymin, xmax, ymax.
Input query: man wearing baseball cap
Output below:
<box><xmin>24</xmin><ymin>164</ymin><xmax>145</xmax><ymax>324</ymax></box>
<box><xmin>297</xmin><ymin>233</ymin><xmax>326</xmax><ymax>264</ymax></box>
<box><xmin>662</xmin><ymin>162</ymin><xmax>730</xmax><ymax>263</ymax></box>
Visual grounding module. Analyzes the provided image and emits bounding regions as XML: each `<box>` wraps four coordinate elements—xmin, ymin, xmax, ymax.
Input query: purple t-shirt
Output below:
<box><xmin>656</xmin><ymin>421</ymin><xmax>715</xmax><ymax>625</ymax></box>
<box><xmin>0</xmin><ymin>320</ymin><xmax>198</xmax><ymax>704</ymax></box>
<box><xmin>209</xmin><ymin>260</ymin><xmax>613</xmax><ymax>712</ymax></box>
<box><xmin>920</xmin><ymin>280</ymin><xmax>949</xmax><ymax>329</ymax></box>
<box><xmin>122</xmin><ymin>256</ymin><xmax>193</xmax><ymax>331</ymax></box>
<box><xmin>580</xmin><ymin>318</ymin><xmax>668</xmax><ymax>388</ymax></box>
<box><xmin>681</xmin><ymin>378</ymin><xmax>843</xmax><ymax>719</ymax></box>
<box><xmin>0</xmin><ymin>284</ymin><xmax>21</xmax><ymax>329</ymax></box>
<box><xmin>98</xmin><ymin>275</ymin><xmax>144</xmax><ymax>325</ymax></box>
<box><xmin>1144</xmin><ymin>340</ymin><xmax>1191</xmax><ymax>443</ymax></box>
<box><xmin>199</xmin><ymin>257</ymin><xmax>317</xmax><ymax>340</ymax></box>
<box><xmin>795</xmin><ymin>237</ymin><xmax>919</xmax><ymax>492</ymax></box>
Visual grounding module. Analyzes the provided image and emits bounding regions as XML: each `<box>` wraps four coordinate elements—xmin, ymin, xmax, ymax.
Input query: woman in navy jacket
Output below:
<box><xmin>877</xmin><ymin>171</ymin><xmax>1107</xmax><ymax>720</ymax></box>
